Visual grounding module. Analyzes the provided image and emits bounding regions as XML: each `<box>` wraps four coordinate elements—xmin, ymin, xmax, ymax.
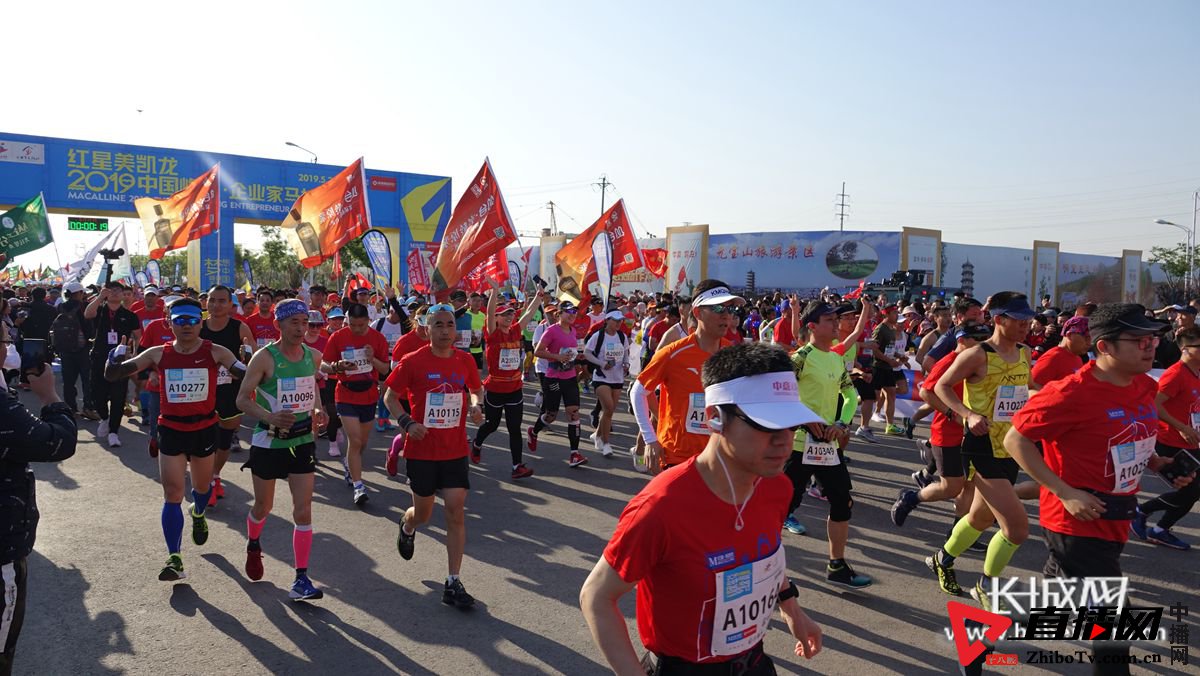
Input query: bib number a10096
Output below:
<box><xmin>277</xmin><ymin>376</ymin><xmax>316</xmax><ymax>412</ymax></box>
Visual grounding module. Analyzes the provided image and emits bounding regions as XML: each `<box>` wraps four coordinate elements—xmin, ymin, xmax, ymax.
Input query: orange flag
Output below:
<box><xmin>431</xmin><ymin>158</ymin><xmax>517</xmax><ymax>294</ymax></box>
<box><xmin>554</xmin><ymin>199</ymin><xmax>644</xmax><ymax>302</ymax></box>
<box><xmin>280</xmin><ymin>158</ymin><xmax>372</xmax><ymax>268</ymax></box>
<box><xmin>134</xmin><ymin>164</ymin><xmax>220</xmax><ymax>260</ymax></box>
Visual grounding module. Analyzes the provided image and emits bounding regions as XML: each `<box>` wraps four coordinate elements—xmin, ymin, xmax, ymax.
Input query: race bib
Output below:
<box><xmin>686</xmin><ymin>392</ymin><xmax>709</xmax><ymax>435</ymax></box>
<box><xmin>603</xmin><ymin>342</ymin><xmax>624</xmax><ymax>363</ymax></box>
<box><xmin>1190</xmin><ymin>411</ymin><xmax>1200</xmax><ymax>435</ymax></box>
<box><xmin>165</xmin><ymin>368</ymin><xmax>209</xmax><ymax>404</ymax></box>
<box><xmin>526</xmin><ymin>321</ymin><xmax>537</xmax><ymax>333</ymax></box>
<box><xmin>424</xmin><ymin>391</ymin><xmax>463</xmax><ymax>429</ymax></box>
<box><xmin>498</xmin><ymin>348</ymin><xmax>522</xmax><ymax>371</ymax></box>
<box><xmin>802</xmin><ymin>437</ymin><xmax>840</xmax><ymax>466</ymax></box>
<box><xmin>256</xmin><ymin>337</ymin><xmax>270</xmax><ymax>349</ymax></box>
<box><xmin>1108</xmin><ymin>434</ymin><xmax>1156</xmax><ymax>493</ymax></box>
<box><xmin>216</xmin><ymin>365</ymin><xmax>233</xmax><ymax>385</ymax></box>
<box><xmin>277</xmin><ymin>376</ymin><xmax>317</xmax><ymax>412</ymax></box>
<box><xmin>342</xmin><ymin>348</ymin><xmax>372</xmax><ymax>375</ymax></box>
<box><xmin>883</xmin><ymin>344</ymin><xmax>896</xmax><ymax>358</ymax></box>
<box><xmin>992</xmin><ymin>385</ymin><xmax>1029</xmax><ymax>423</ymax></box>
<box><xmin>456</xmin><ymin>330</ymin><xmax>472</xmax><ymax>349</ymax></box>
<box><xmin>711</xmin><ymin>546</ymin><xmax>786</xmax><ymax>656</ymax></box>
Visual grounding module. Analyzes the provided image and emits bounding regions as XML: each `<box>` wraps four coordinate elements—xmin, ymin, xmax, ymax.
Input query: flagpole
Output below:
<box><xmin>41</xmin><ymin>192</ymin><xmax>65</xmax><ymax>280</ymax></box>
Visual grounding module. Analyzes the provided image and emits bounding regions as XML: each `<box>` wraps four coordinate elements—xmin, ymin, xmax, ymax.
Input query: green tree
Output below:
<box><xmin>129</xmin><ymin>252</ymin><xmax>187</xmax><ymax>286</ymax></box>
<box><xmin>1148</xmin><ymin>242</ymin><xmax>1200</xmax><ymax>304</ymax></box>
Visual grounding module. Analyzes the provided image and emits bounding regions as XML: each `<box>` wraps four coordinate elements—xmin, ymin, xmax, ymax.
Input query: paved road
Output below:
<box><xmin>17</xmin><ymin>384</ymin><xmax>1197</xmax><ymax>675</ymax></box>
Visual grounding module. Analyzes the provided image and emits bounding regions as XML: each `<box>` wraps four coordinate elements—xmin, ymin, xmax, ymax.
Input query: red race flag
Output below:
<box><xmin>462</xmin><ymin>249</ymin><xmax>510</xmax><ymax>293</ymax></box>
<box><xmin>407</xmin><ymin>247</ymin><xmax>432</xmax><ymax>293</ymax></box>
<box><xmin>431</xmin><ymin>158</ymin><xmax>517</xmax><ymax>294</ymax></box>
<box><xmin>135</xmin><ymin>164</ymin><xmax>220</xmax><ymax>260</ymax></box>
<box><xmin>844</xmin><ymin>279</ymin><xmax>867</xmax><ymax>300</ymax></box>
<box><xmin>554</xmin><ymin>199</ymin><xmax>644</xmax><ymax>302</ymax></box>
<box><xmin>280</xmin><ymin>158</ymin><xmax>372</xmax><ymax>268</ymax></box>
<box><xmin>642</xmin><ymin>247</ymin><xmax>667</xmax><ymax>278</ymax></box>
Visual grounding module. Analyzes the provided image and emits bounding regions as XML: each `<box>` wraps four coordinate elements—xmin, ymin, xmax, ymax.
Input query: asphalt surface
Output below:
<box><xmin>16</xmin><ymin>383</ymin><xmax>1198</xmax><ymax>675</ymax></box>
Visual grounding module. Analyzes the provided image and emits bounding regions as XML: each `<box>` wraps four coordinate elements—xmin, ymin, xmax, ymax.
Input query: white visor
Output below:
<box><xmin>604</xmin><ymin>310</ymin><xmax>625</xmax><ymax>321</ymax></box>
<box><xmin>693</xmin><ymin>286</ymin><xmax>746</xmax><ymax>307</ymax></box>
<box><xmin>704</xmin><ymin>372</ymin><xmax>823</xmax><ymax>430</ymax></box>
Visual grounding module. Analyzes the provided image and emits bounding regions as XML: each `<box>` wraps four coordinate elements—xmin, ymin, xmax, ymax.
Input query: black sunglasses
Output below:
<box><xmin>728</xmin><ymin>407</ymin><xmax>801</xmax><ymax>434</ymax></box>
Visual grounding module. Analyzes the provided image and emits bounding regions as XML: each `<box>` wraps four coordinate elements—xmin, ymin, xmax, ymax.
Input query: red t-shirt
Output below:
<box><xmin>135</xmin><ymin>304</ymin><xmax>163</xmax><ymax>330</ymax></box>
<box><xmin>921</xmin><ymin>351</ymin><xmax>964</xmax><ymax>448</ymax></box>
<box><xmin>390</xmin><ymin>330</ymin><xmax>427</xmax><ymax>364</ymax></box>
<box><xmin>245</xmin><ymin>313</ymin><xmax>279</xmax><ymax>346</ymax></box>
<box><xmin>484</xmin><ymin>324</ymin><xmax>525</xmax><ymax>394</ymax></box>
<box><xmin>322</xmin><ymin>327</ymin><xmax>389</xmax><ymax>405</ymax></box>
<box><xmin>385</xmin><ymin>346</ymin><xmax>481</xmax><ymax>461</ymax></box>
<box><xmin>157</xmin><ymin>340</ymin><xmax>219</xmax><ymax>431</ymax></box>
<box><xmin>1156</xmin><ymin>361</ymin><xmax>1200</xmax><ymax>449</ymax></box>
<box><xmin>603</xmin><ymin>458</ymin><xmax>792</xmax><ymax>663</ymax></box>
<box><xmin>303</xmin><ymin>333</ymin><xmax>328</xmax><ymax>354</ymax></box>
<box><xmin>648</xmin><ymin>320</ymin><xmax>672</xmax><ymax>347</ymax></box>
<box><xmin>1012</xmin><ymin>361</ymin><xmax>1159</xmax><ymax>543</ymax></box>
<box><xmin>773</xmin><ymin>315</ymin><xmax>794</xmax><ymax>347</ymax></box>
<box><xmin>1031</xmin><ymin>345</ymin><xmax>1082</xmax><ymax>388</ymax></box>
<box><xmin>140</xmin><ymin>318</ymin><xmax>177</xmax><ymax>394</ymax></box>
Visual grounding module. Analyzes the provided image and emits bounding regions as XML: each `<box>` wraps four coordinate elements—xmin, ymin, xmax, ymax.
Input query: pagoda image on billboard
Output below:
<box><xmin>960</xmin><ymin>259</ymin><xmax>975</xmax><ymax>297</ymax></box>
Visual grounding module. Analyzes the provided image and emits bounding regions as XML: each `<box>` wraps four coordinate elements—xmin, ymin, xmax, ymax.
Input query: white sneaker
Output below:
<box><xmin>631</xmin><ymin>446</ymin><xmax>649</xmax><ymax>473</ymax></box>
<box><xmin>871</xmin><ymin>411</ymin><xmax>886</xmax><ymax>424</ymax></box>
<box><xmin>601</xmin><ymin>442</ymin><xmax>614</xmax><ymax>458</ymax></box>
<box><xmin>107</xmin><ymin>433</ymin><xmax>122</xmax><ymax>447</ymax></box>
<box><xmin>353</xmin><ymin>485</ymin><xmax>368</xmax><ymax>505</ymax></box>
<box><xmin>328</xmin><ymin>441</ymin><xmax>341</xmax><ymax>458</ymax></box>
<box><xmin>97</xmin><ymin>420</ymin><xmax>110</xmax><ymax>437</ymax></box>
<box><xmin>589</xmin><ymin>431</ymin><xmax>602</xmax><ymax>452</ymax></box>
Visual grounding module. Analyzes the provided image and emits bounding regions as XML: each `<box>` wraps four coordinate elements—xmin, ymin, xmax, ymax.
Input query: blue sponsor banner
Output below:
<box><xmin>362</xmin><ymin>229</ymin><xmax>392</xmax><ymax>287</ymax></box>
<box><xmin>0</xmin><ymin>133</ymin><xmax>451</xmax><ymax>289</ymax></box>
<box><xmin>146</xmin><ymin>259</ymin><xmax>161</xmax><ymax>287</ymax></box>
<box><xmin>708</xmin><ymin>230</ymin><xmax>901</xmax><ymax>293</ymax></box>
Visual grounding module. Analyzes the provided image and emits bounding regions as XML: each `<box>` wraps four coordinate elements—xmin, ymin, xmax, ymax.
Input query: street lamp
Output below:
<box><xmin>1156</xmin><ymin>217</ymin><xmax>1193</xmax><ymax>299</ymax></box>
<box><xmin>284</xmin><ymin>141</ymin><xmax>318</xmax><ymax>164</ymax></box>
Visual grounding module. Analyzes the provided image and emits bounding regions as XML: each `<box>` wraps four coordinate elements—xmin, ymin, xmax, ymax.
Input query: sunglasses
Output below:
<box><xmin>171</xmin><ymin>316</ymin><xmax>201</xmax><ymax>326</ymax></box>
<box><xmin>429</xmin><ymin>303</ymin><xmax>455</xmax><ymax>314</ymax></box>
<box><xmin>562</xmin><ymin>308</ymin><xmax>578</xmax><ymax>314</ymax></box>
<box><xmin>729</xmin><ymin>407</ymin><xmax>801</xmax><ymax>434</ymax></box>
<box><xmin>700</xmin><ymin>304</ymin><xmax>738</xmax><ymax>315</ymax></box>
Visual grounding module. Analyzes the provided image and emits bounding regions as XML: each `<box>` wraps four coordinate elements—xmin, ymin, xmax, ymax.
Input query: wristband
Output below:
<box><xmin>107</xmin><ymin>345</ymin><xmax>127</xmax><ymax>365</ymax></box>
<box><xmin>232</xmin><ymin>360</ymin><xmax>247</xmax><ymax>371</ymax></box>
<box><xmin>778</xmin><ymin>580</ymin><xmax>799</xmax><ymax>603</ymax></box>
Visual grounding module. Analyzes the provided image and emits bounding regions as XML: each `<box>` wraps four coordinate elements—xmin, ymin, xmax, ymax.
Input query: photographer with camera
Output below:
<box><xmin>0</xmin><ymin>349</ymin><xmax>78</xmax><ymax>674</ymax></box>
<box><xmin>52</xmin><ymin>282</ymin><xmax>98</xmax><ymax>420</ymax></box>
<box><xmin>85</xmin><ymin>281</ymin><xmax>141</xmax><ymax>447</ymax></box>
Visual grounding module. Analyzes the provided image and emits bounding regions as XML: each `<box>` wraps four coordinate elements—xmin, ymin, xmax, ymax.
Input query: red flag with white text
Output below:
<box><xmin>134</xmin><ymin>164</ymin><xmax>221</xmax><ymax>260</ymax></box>
<box><xmin>431</xmin><ymin>158</ymin><xmax>517</xmax><ymax>294</ymax></box>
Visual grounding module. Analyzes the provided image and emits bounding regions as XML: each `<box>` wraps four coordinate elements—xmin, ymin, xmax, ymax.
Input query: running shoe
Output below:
<box><xmin>871</xmin><ymin>411</ymin><xmax>887</xmax><ymax>424</ymax></box>
<box><xmin>589</xmin><ymin>430</ymin><xmax>602</xmax><ymax>453</ymax></box>
<box><xmin>108</xmin><ymin>433</ymin><xmax>122</xmax><ymax>447</ymax></box>
<box><xmin>290</xmin><ymin>574</ymin><xmax>324</xmax><ymax>601</ymax></box>
<box><xmin>1147</xmin><ymin>526</ymin><xmax>1191</xmax><ymax>551</ymax></box>
<box><xmin>807</xmin><ymin>484</ymin><xmax>827</xmax><ymax>501</ymax></box>
<box><xmin>891</xmin><ymin>489</ymin><xmax>920</xmax><ymax>527</ymax></box>
<box><xmin>470</xmin><ymin>442</ymin><xmax>482</xmax><ymax>465</ymax></box>
<box><xmin>903</xmin><ymin>417</ymin><xmax>916</xmax><ymax>439</ymax></box>
<box><xmin>601</xmin><ymin>442</ymin><xmax>615</xmax><ymax>458</ymax></box>
<box><xmin>97</xmin><ymin>419</ymin><xmax>109</xmax><ymax>438</ymax></box>
<box><xmin>971</xmin><ymin>579</ymin><xmax>1000</xmax><ymax>612</ymax></box>
<box><xmin>853</xmin><ymin>426</ymin><xmax>878</xmax><ymax>444</ymax></box>
<box><xmin>442</xmin><ymin>578</ymin><xmax>476</xmax><ymax>608</ymax></box>
<box><xmin>1129</xmin><ymin>507</ymin><xmax>1148</xmax><ymax>540</ymax></box>
<box><xmin>397</xmin><ymin>522</ymin><xmax>416</xmax><ymax>560</ymax></box>
<box><xmin>328</xmin><ymin>441</ymin><xmax>341</xmax><ymax>458</ymax></box>
<box><xmin>148</xmin><ymin>439</ymin><xmax>159</xmax><ymax>459</ymax></box>
<box><xmin>568</xmin><ymin>451</ymin><xmax>588</xmax><ymax>467</ymax></box>
<box><xmin>190</xmin><ymin>506</ymin><xmax>209</xmax><ymax>546</ymax></box>
<box><xmin>511</xmin><ymin>463</ymin><xmax>535</xmax><ymax>480</ymax></box>
<box><xmin>533</xmin><ymin>392</ymin><xmax>543</xmax><ymax>410</ymax></box>
<box><xmin>385</xmin><ymin>450</ymin><xmax>399</xmax><ymax>477</ymax></box>
<box><xmin>245</xmin><ymin>542</ymin><xmax>264</xmax><ymax>581</ymax></box>
<box><xmin>353</xmin><ymin>485</ymin><xmax>369</xmax><ymax>506</ymax></box>
<box><xmin>214</xmin><ymin>477</ymin><xmax>226</xmax><ymax>500</ymax></box>
<box><xmin>526</xmin><ymin>426</ymin><xmax>538</xmax><ymax>452</ymax></box>
<box><xmin>81</xmin><ymin>409</ymin><xmax>101</xmax><ymax>421</ymax></box>
<box><xmin>912</xmin><ymin>469</ymin><xmax>933</xmax><ymax>490</ymax></box>
<box><xmin>927</xmin><ymin>552</ymin><xmax>962</xmax><ymax>596</ymax></box>
<box><xmin>207</xmin><ymin>483</ymin><xmax>218</xmax><ymax>508</ymax></box>
<box><xmin>884</xmin><ymin>423</ymin><xmax>904</xmax><ymax>436</ymax></box>
<box><xmin>913</xmin><ymin>438</ymin><xmax>933</xmax><ymax>465</ymax></box>
<box><xmin>158</xmin><ymin>554</ymin><xmax>186</xmax><ymax>582</ymax></box>
<box><xmin>374</xmin><ymin>419</ymin><xmax>397</xmax><ymax>432</ymax></box>
<box><xmin>630</xmin><ymin>446</ymin><xmax>649</xmax><ymax>473</ymax></box>
<box><xmin>826</xmin><ymin>562</ymin><xmax>872</xmax><ymax>589</ymax></box>
<box><xmin>783</xmin><ymin>516</ymin><xmax>806</xmax><ymax>535</ymax></box>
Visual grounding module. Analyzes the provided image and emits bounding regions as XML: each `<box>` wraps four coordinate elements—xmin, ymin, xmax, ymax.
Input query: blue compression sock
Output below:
<box><xmin>162</xmin><ymin>502</ymin><xmax>184</xmax><ymax>553</ymax></box>
<box><xmin>191</xmin><ymin>488</ymin><xmax>212</xmax><ymax>516</ymax></box>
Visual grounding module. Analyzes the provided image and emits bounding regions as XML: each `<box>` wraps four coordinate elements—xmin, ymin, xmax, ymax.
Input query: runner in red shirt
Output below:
<box><xmin>891</xmin><ymin>322</ymin><xmax>991</xmax><ymax>528</ymax></box>
<box><xmin>384</xmin><ymin>303</ymin><xmax>484</xmax><ymax>608</ymax></box>
<box><xmin>321</xmin><ymin>303</ymin><xmax>390</xmax><ymax>506</ymax></box>
<box><xmin>103</xmin><ymin>297</ymin><xmax>244</xmax><ymax>582</ymax></box>
<box><xmin>382</xmin><ymin>306</ymin><xmax>430</xmax><ymax>477</ymax></box>
<box><xmin>471</xmin><ymin>281</ymin><xmax>543</xmax><ymax>478</ymax></box>
<box><xmin>1031</xmin><ymin>316</ymin><xmax>1089</xmax><ymax>388</ymax></box>
<box><xmin>1138</xmin><ymin>325</ymin><xmax>1200</xmax><ymax>549</ymax></box>
<box><xmin>245</xmin><ymin>289</ymin><xmax>280</xmax><ymax>349</ymax></box>
<box><xmin>1007</xmin><ymin>304</ymin><xmax>1193</xmax><ymax>669</ymax></box>
<box><xmin>581</xmin><ymin>342</ymin><xmax>822</xmax><ymax>672</ymax></box>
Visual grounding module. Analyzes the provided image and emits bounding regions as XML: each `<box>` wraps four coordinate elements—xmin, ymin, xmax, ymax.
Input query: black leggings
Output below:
<box><xmin>320</xmin><ymin>382</ymin><xmax>341</xmax><ymax>442</ymax></box>
<box><xmin>1141</xmin><ymin>443</ymin><xmax>1200</xmax><ymax>529</ymax></box>
<box><xmin>784</xmin><ymin>447</ymin><xmax>854</xmax><ymax>521</ymax></box>
<box><xmin>474</xmin><ymin>389</ymin><xmax>525</xmax><ymax>465</ymax></box>
<box><xmin>89</xmin><ymin>358</ymin><xmax>128</xmax><ymax>430</ymax></box>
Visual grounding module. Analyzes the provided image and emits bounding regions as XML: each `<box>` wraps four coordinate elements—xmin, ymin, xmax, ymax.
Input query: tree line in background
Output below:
<box><xmin>1149</xmin><ymin>241</ymin><xmax>1200</xmax><ymax>304</ymax></box>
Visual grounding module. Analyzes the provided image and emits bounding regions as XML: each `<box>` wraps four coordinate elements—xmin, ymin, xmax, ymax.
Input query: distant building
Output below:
<box><xmin>961</xmin><ymin>259</ymin><xmax>975</xmax><ymax>297</ymax></box>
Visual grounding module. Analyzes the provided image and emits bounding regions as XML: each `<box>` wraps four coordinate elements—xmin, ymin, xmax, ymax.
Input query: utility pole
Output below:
<box><xmin>836</xmin><ymin>181</ymin><xmax>849</xmax><ymax>232</ymax></box>
<box><xmin>593</xmin><ymin>174</ymin><xmax>614</xmax><ymax>215</ymax></box>
<box><xmin>547</xmin><ymin>201</ymin><xmax>559</xmax><ymax>235</ymax></box>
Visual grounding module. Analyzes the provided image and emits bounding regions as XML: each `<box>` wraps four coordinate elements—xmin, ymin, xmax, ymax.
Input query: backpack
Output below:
<box><xmin>50</xmin><ymin>309</ymin><xmax>87</xmax><ymax>353</ymax></box>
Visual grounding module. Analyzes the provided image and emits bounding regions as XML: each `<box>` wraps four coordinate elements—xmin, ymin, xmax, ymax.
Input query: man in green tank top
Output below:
<box><xmin>236</xmin><ymin>299</ymin><xmax>327</xmax><ymax>602</ymax></box>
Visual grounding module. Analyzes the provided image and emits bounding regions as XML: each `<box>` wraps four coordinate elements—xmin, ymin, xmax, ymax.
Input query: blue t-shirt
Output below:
<box><xmin>926</xmin><ymin>330</ymin><xmax>957</xmax><ymax>363</ymax></box>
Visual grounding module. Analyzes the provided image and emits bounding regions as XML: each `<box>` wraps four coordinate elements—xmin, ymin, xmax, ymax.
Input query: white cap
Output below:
<box><xmin>604</xmin><ymin>310</ymin><xmax>625</xmax><ymax>321</ymax></box>
<box><xmin>693</xmin><ymin>285</ymin><xmax>746</xmax><ymax>308</ymax></box>
<box><xmin>901</xmin><ymin>305</ymin><xmax>920</xmax><ymax>316</ymax></box>
<box><xmin>64</xmin><ymin>281</ymin><xmax>85</xmax><ymax>294</ymax></box>
<box><xmin>705</xmin><ymin>371</ymin><xmax>822</xmax><ymax>430</ymax></box>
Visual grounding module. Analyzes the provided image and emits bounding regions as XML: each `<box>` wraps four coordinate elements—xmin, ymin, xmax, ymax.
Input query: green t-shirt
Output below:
<box><xmin>252</xmin><ymin>343</ymin><xmax>319</xmax><ymax>449</ymax></box>
<box><xmin>469</xmin><ymin>310</ymin><xmax>486</xmax><ymax>353</ymax></box>
<box><xmin>790</xmin><ymin>343</ymin><xmax>859</xmax><ymax>448</ymax></box>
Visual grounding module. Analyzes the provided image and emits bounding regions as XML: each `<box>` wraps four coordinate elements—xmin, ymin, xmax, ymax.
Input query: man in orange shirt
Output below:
<box><xmin>631</xmin><ymin>279</ymin><xmax>741</xmax><ymax>471</ymax></box>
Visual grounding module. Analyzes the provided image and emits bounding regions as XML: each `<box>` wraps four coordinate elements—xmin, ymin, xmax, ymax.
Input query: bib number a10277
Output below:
<box><xmin>165</xmin><ymin>368</ymin><xmax>209</xmax><ymax>404</ymax></box>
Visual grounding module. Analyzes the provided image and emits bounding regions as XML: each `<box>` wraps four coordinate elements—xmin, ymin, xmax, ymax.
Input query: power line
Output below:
<box><xmin>592</xmin><ymin>173</ymin><xmax>615</xmax><ymax>215</ymax></box>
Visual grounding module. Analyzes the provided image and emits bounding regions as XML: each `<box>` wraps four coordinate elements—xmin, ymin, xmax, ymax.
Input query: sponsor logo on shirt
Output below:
<box><xmin>1107</xmin><ymin>408</ymin><xmax>1125</xmax><ymax>419</ymax></box>
<box><xmin>706</xmin><ymin>548</ymin><xmax>735</xmax><ymax>570</ymax></box>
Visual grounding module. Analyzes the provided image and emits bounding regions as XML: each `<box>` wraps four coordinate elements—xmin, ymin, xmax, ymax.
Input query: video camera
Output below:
<box><xmin>98</xmin><ymin>248</ymin><xmax>124</xmax><ymax>285</ymax></box>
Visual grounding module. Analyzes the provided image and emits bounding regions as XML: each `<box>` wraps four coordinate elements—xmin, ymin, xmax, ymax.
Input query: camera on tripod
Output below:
<box><xmin>98</xmin><ymin>248</ymin><xmax>124</xmax><ymax>285</ymax></box>
<box><xmin>99</xmin><ymin>248</ymin><xmax>124</xmax><ymax>260</ymax></box>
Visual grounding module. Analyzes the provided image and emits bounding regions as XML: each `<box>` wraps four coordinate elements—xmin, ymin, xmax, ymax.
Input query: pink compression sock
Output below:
<box><xmin>293</xmin><ymin>525</ymin><xmax>313</xmax><ymax>570</ymax></box>
<box><xmin>247</xmin><ymin>513</ymin><xmax>266</xmax><ymax>541</ymax></box>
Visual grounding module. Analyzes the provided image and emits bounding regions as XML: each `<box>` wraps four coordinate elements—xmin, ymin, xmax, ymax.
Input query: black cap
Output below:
<box><xmin>1182</xmin><ymin>306</ymin><xmax>1199</xmax><ymax>316</ymax></box>
<box><xmin>833</xmin><ymin>303</ymin><xmax>859</xmax><ymax>316</ymax></box>
<box><xmin>449</xmin><ymin>289</ymin><xmax>468</xmax><ymax>301</ymax></box>
<box><xmin>800</xmin><ymin>301</ymin><xmax>837</xmax><ymax>325</ymax></box>
<box><xmin>953</xmin><ymin>321</ymin><xmax>992</xmax><ymax>341</ymax></box>
<box><xmin>1088</xmin><ymin>303</ymin><xmax>1170</xmax><ymax>339</ymax></box>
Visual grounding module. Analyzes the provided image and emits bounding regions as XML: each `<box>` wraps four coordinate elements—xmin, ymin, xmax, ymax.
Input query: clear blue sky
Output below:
<box><xmin>7</xmin><ymin>0</ymin><xmax>1200</xmax><ymax>268</ymax></box>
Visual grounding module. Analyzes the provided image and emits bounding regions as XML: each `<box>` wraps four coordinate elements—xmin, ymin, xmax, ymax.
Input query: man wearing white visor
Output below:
<box><xmin>631</xmin><ymin>280</ymin><xmax>742</xmax><ymax>472</ymax></box>
<box><xmin>583</xmin><ymin>342</ymin><xmax>823</xmax><ymax>674</ymax></box>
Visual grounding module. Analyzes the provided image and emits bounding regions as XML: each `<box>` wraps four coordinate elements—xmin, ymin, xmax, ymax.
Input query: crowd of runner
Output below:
<box><xmin>0</xmin><ymin>273</ymin><xmax>1195</xmax><ymax>675</ymax></box>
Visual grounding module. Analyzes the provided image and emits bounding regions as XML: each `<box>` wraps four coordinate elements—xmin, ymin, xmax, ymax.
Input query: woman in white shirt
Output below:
<box><xmin>584</xmin><ymin>311</ymin><xmax>629</xmax><ymax>457</ymax></box>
